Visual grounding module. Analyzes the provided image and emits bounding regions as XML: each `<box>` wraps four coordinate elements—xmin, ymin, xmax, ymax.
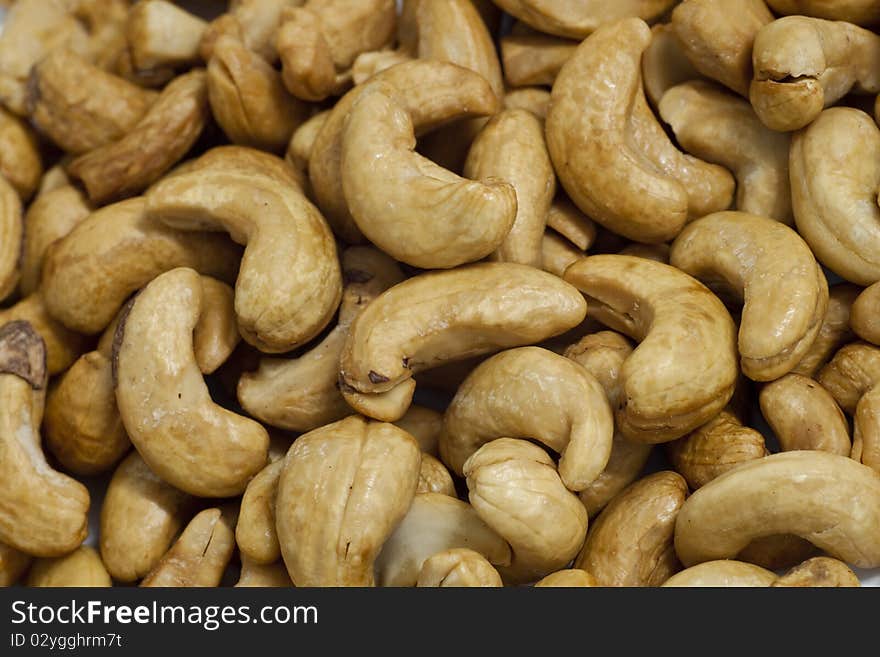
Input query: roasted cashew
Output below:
<box><xmin>464</xmin><ymin>439</ymin><xmax>588</xmax><ymax>584</ymax></box>
<box><xmin>309</xmin><ymin>60</ymin><xmax>498</xmax><ymax>243</ymax></box>
<box><xmin>675</xmin><ymin>451</ymin><xmax>880</xmax><ymax>568</ymax></box>
<box><xmin>416</xmin><ymin>549</ymin><xmax>503</xmax><ymax>588</ymax></box>
<box><xmin>126</xmin><ymin>0</ymin><xmax>207</xmax><ymax>71</ymax></box>
<box><xmin>236</xmin><ymin>460</ymin><xmax>283</xmax><ymax>566</ymax></box>
<box><xmin>440</xmin><ymin>347</ymin><xmax>613</xmax><ymax>492</ymax></box>
<box><xmin>68</xmin><ymin>69</ymin><xmax>209</xmax><ymax>204</ymax></box>
<box><xmin>503</xmin><ymin>87</ymin><xmax>550</xmax><ymax>119</ymax></box>
<box><xmin>565</xmin><ymin>255</ymin><xmax>738</xmax><ymax>443</ymax></box>
<box><xmin>276</xmin><ymin>416</ymin><xmax>422</xmax><ymax>586</ymax></box>
<box><xmin>547</xmin><ymin>18</ymin><xmax>734</xmax><ymax>244</ymax></box>
<box><xmin>662</xmin><ymin>560</ymin><xmax>776</xmax><ymax>587</ymax></box>
<box><xmin>792</xmin><ymin>284</ymin><xmax>859</xmax><ymax>376</ymax></box>
<box><xmin>575</xmin><ymin>471</ymin><xmax>687</xmax><ymax>587</ymax></box>
<box><xmin>642</xmin><ymin>24</ymin><xmax>701</xmax><ymax>108</ymax></box>
<box><xmin>0</xmin><ymin>107</ymin><xmax>42</xmax><ymax>201</ymax></box>
<box><xmin>671</xmin><ymin>0</ymin><xmax>773</xmax><ymax>97</ymax></box>
<box><xmin>285</xmin><ymin>109</ymin><xmax>330</xmax><ymax>176</ymax></box>
<box><xmin>534</xmin><ymin>569</ymin><xmax>598</xmax><ymax>587</ymax></box>
<box><xmin>659</xmin><ymin>82</ymin><xmax>792</xmax><ymax>224</ymax></box>
<box><xmin>200</xmin><ymin>0</ymin><xmax>299</xmax><ymax>63</ymax></box>
<box><xmin>340</xmin><ymin>263</ymin><xmax>587</xmax><ymax>421</ymax></box>
<box><xmin>760</xmin><ymin>373</ymin><xmax>851</xmax><ymax>455</ymax></box>
<box><xmin>26</xmin><ymin>547</ymin><xmax>111</xmax><ymax>588</ymax></box>
<box><xmin>145</xmin><ymin>146</ymin><xmax>341</xmax><ymax>353</ymax></box>
<box><xmin>114</xmin><ymin>268</ymin><xmax>269</xmax><ymax>497</ymax></box>
<box><xmin>0</xmin><ymin>176</ymin><xmax>21</xmax><ymax>303</ymax></box>
<box><xmin>0</xmin><ymin>543</ymin><xmax>32</xmax><ymax>587</ymax></box>
<box><xmin>817</xmin><ymin>342</ymin><xmax>880</xmax><ymax>413</ymax></box>
<box><xmin>670</xmin><ymin>211</ymin><xmax>827</xmax><ymax>381</ymax></box>
<box><xmin>772</xmin><ymin>556</ymin><xmax>860</xmax><ymax>587</ymax></box>
<box><xmin>850</xmin><ymin>282</ymin><xmax>880</xmax><ymax>345</ymax></box>
<box><xmin>276</xmin><ymin>0</ymin><xmax>396</xmax><ymax>102</ymax></box>
<box><xmin>0</xmin><ymin>321</ymin><xmax>89</xmax><ymax>557</ymax></box>
<box><xmin>41</xmin><ymin>196</ymin><xmax>240</xmax><ymax>335</ymax></box>
<box><xmin>141</xmin><ymin>506</ymin><xmax>237</xmax><ymax>587</ymax></box>
<box><xmin>500</xmin><ymin>33</ymin><xmax>576</xmax><ymax>88</ymax></box>
<box><xmin>351</xmin><ymin>50</ymin><xmax>413</xmax><ymax>86</ymax></box>
<box><xmin>765</xmin><ymin>0</ymin><xmax>880</xmax><ymax>25</ymax></box>
<box><xmin>750</xmin><ymin>17</ymin><xmax>880</xmax><ymax>131</ymax></box>
<box><xmin>99</xmin><ymin>451</ymin><xmax>193</xmax><ymax>583</ymax></box>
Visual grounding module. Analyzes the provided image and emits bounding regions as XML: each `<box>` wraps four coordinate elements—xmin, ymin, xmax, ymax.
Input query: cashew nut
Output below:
<box><xmin>765</xmin><ymin>0</ymin><xmax>880</xmax><ymax>25</ymax></box>
<box><xmin>850</xmin><ymin>282</ymin><xmax>880</xmax><ymax>345</ymax></box>
<box><xmin>817</xmin><ymin>342</ymin><xmax>880</xmax><ymax>413</ymax></box>
<box><xmin>235</xmin><ymin>557</ymin><xmax>292</xmax><ymax>588</ymax></box>
<box><xmin>534</xmin><ymin>569</ymin><xmax>598</xmax><ymax>587</ymax></box>
<box><xmin>416</xmin><ymin>549</ymin><xmax>503</xmax><ymax>588</ymax></box>
<box><xmin>792</xmin><ymin>284</ymin><xmax>859</xmax><ymax>377</ymax></box>
<box><xmin>662</xmin><ymin>560</ymin><xmax>776</xmax><ymax>587</ymax></box>
<box><xmin>0</xmin><ymin>542</ymin><xmax>31</xmax><ymax>587</ymax></box>
<box><xmin>26</xmin><ymin>547</ymin><xmax>112</xmax><ymax>588</ymax></box>
<box><xmin>772</xmin><ymin>556</ymin><xmax>861</xmax><ymax>587</ymax></box>
<box><xmin>0</xmin><ymin>107</ymin><xmax>42</xmax><ymax>201</ymax></box>
<box><xmin>853</xmin><ymin>384</ymin><xmax>880</xmax><ymax>473</ymax></box>
<box><xmin>236</xmin><ymin>459</ymin><xmax>283</xmax><ymax>566</ymax></box>
<box><xmin>394</xmin><ymin>406</ymin><xmax>443</xmax><ymax>456</ymax></box>
<box><xmin>502</xmin><ymin>87</ymin><xmax>550</xmax><ymax>119</ymax></box>
<box><xmin>546</xmin><ymin>197</ymin><xmax>596</xmax><ymax>252</ymax></box>
<box><xmin>541</xmin><ymin>231</ymin><xmax>583</xmax><ymax>279</ymax></box>
<box><xmin>0</xmin><ymin>176</ymin><xmax>21</xmax><ymax>303</ymax></box>
<box><xmin>500</xmin><ymin>33</ymin><xmax>576</xmax><ymax>88</ymax></box>
<box><xmin>200</xmin><ymin>0</ymin><xmax>298</xmax><ymax>63</ymax></box>
<box><xmin>126</xmin><ymin>0</ymin><xmax>207</xmax><ymax>71</ymax></box>
<box><xmin>642</xmin><ymin>24</ymin><xmax>701</xmax><ymax>107</ymax></box>
<box><xmin>417</xmin><ymin>454</ymin><xmax>456</xmax><ymax>497</ymax></box>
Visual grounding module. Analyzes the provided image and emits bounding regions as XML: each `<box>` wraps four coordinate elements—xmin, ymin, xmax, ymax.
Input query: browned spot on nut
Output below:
<box><xmin>0</xmin><ymin>320</ymin><xmax>46</xmax><ymax>390</ymax></box>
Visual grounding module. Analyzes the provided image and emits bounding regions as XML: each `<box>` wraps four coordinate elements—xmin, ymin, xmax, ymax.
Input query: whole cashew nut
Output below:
<box><xmin>670</xmin><ymin>211</ymin><xmax>828</xmax><ymax>381</ymax></box>
<box><xmin>125</xmin><ymin>0</ymin><xmax>207</xmax><ymax>71</ymax></box>
<box><xmin>26</xmin><ymin>547</ymin><xmax>112</xmax><ymax>588</ymax></box>
<box><xmin>439</xmin><ymin>347</ymin><xmax>614</xmax><ymax>492</ymax></box>
<box><xmin>416</xmin><ymin>549</ymin><xmax>503</xmax><ymax>588</ymax></box>
<box><xmin>675</xmin><ymin>451</ymin><xmax>880</xmax><ymax>568</ymax></box>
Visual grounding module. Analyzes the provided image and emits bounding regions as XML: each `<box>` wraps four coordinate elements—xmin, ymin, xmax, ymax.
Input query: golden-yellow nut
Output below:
<box><xmin>0</xmin><ymin>542</ymin><xmax>32</xmax><ymax>587</ymax></box>
<box><xmin>416</xmin><ymin>549</ymin><xmax>502</xmax><ymax>588</ymax></box>
<box><xmin>565</xmin><ymin>255</ymin><xmax>738</xmax><ymax>443</ymax></box>
<box><xmin>502</xmin><ymin>87</ymin><xmax>550</xmax><ymax>119</ymax></box>
<box><xmin>662</xmin><ymin>560</ymin><xmax>776</xmax><ymax>587</ymax></box>
<box><xmin>0</xmin><ymin>107</ymin><xmax>42</xmax><ymax>201</ymax></box>
<box><xmin>375</xmin><ymin>492</ymin><xmax>511</xmax><ymax>587</ymax></box>
<box><xmin>99</xmin><ymin>451</ymin><xmax>193</xmax><ymax>583</ymax></box>
<box><xmin>276</xmin><ymin>416</ymin><xmax>422</xmax><ymax>587</ymax></box>
<box><xmin>0</xmin><ymin>176</ymin><xmax>22</xmax><ymax>304</ymax></box>
<box><xmin>750</xmin><ymin>18</ymin><xmax>880</xmax><ymax>131</ymax></box>
<box><xmin>792</xmin><ymin>284</ymin><xmax>859</xmax><ymax>376</ymax></box>
<box><xmin>575</xmin><ymin>471</ymin><xmax>687</xmax><ymax>587</ymax></box>
<box><xmin>851</xmin><ymin>282</ymin><xmax>880</xmax><ymax>345</ymax></box>
<box><xmin>760</xmin><ymin>373</ymin><xmax>851</xmax><ymax>455</ymax></box>
<box><xmin>26</xmin><ymin>546</ymin><xmax>111</xmax><ymax>587</ymax></box>
<box><xmin>285</xmin><ymin>110</ymin><xmax>329</xmax><ymax>176</ymax></box>
<box><xmin>114</xmin><ymin>268</ymin><xmax>269</xmax><ymax>498</ymax></box>
<box><xmin>145</xmin><ymin>146</ymin><xmax>341</xmax><ymax>353</ymax></box>
<box><xmin>126</xmin><ymin>0</ymin><xmax>207</xmax><ymax>71</ymax></box>
<box><xmin>351</xmin><ymin>50</ymin><xmax>413</xmax><ymax>86</ymax></box>
<box><xmin>200</xmin><ymin>0</ymin><xmax>296</xmax><ymax>63</ymax></box>
<box><xmin>546</xmin><ymin>197</ymin><xmax>596</xmax><ymax>251</ymax></box>
<box><xmin>766</xmin><ymin>0</ymin><xmax>880</xmax><ymax>25</ymax></box>
<box><xmin>547</xmin><ymin>18</ymin><xmax>734</xmax><ymax>244</ymax></box>
<box><xmin>642</xmin><ymin>24</ymin><xmax>701</xmax><ymax>108</ymax></box>
<box><xmin>854</xmin><ymin>384</ymin><xmax>880</xmax><ymax>474</ymax></box>
<box><xmin>670</xmin><ymin>211</ymin><xmax>827</xmax><ymax>381</ymax></box>
<box><xmin>417</xmin><ymin>454</ymin><xmax>456</xmax><ymax>497</ymax></box>
<box><xmin>500</xmin><ymin>33</ymin><xmax>576</xmax><ymax>88</ymax></box>
<box><xmin>534</xmin><ymin>569</ymin><xmax>597</xmax><ymax>587</ymax></box>
<box><xmin>772</xmin><ymin>556</ymin><xmax>861</xmax><ymax>587</ymax></box>
<box><xmin>675</xmin><ymin>451</ymin><xmax>880</xmax><ymax>568</ymax></box>
<box><xmin>340</xmin><ymin>263</ymin><xmax>588</xmax><ymax>421</ymax></box>
<box><xmin>817</xmin><ymin>342</ymin><xmax>880</xmax><ymax>414</ymax></box>
<box><xmin>464</xmin><ymin>439</ymin><xmax>588</xmax><ymax>584</ymax></box>
<box><xmin>141</xmin><ymin>507</ymin><xmax>237</xmax><ymax>587</ymax></box>
<box><xmin>541</xmin><ymin>231</ymin><xmax>584</xmax><ymax>279</ymax></box>
<box><xmin>0</xmin><ymin>321</ymin><xmax>89</xmax><ymax>557</ymax></box>
<box><xmin>394</xmin><ymin>406</ymin><xmax>443</xmax><ymax>456</ymax></box>
<box><xmin>236</xmin><ymin>460</ymin><xmax>283</xmax><ymax>566</ymax></box>
<box><xmin>440</xmin><ymin>347</ymin><xmax>614</xmax><ymax>492</ymax></box>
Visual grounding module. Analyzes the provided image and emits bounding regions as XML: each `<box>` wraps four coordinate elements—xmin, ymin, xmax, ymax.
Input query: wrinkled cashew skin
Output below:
<box><xmin>115</xmin><ymin>268</ymin><xmax>269</xmax><ymax>497</ymax></box>
<box><xmin>675</xmin><ymin>451</ymin><xmax>880</xmax><ymax>568</ymax></box>
<box><xmin>276</xmin><ymin>416</ymin><xmax>421</xmax><ymax>587</ymax></box>
<box><xmin>440</xmin><ymin>347</ymin><xmax>614</xmax><ymax>492</ymax></box>
<box><xmin>565</xmin><ymin>255</ymin><xmax>738</xmax><ymax>443</ymax></box>
<box><xmin>670</xmin><ymin>211</ymin><xmax>828</xmax><ymax>381</ymax></box>
<box><xmin>416</xmin><ymin>549</ymin><xmax>503</xmax><ymax>588</ymax></box>
<box><xmin>0</xmin><ymin>321</ymin><xmax>89</xmax><ymax>557</ymax></box>
<box><xmin>818</xmin><ymin>342</ymin><xmax>880</xmax><ymax>414</ymax></box>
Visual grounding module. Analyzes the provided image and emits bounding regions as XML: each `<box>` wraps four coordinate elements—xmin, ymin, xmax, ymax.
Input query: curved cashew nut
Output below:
<box><xmin>534</xmin><ymin>569</ymin><xmax>598</xmax><ymax>587</ymax></box>
<box><xmin>750</xmin><ymin>17</ymin><xmax>880</xmax><ymax>131</ymax></box>
<box><xmin>489</xmin><ymin>0</ymin><xmax>675</xmax><ymax>39</ymax></box>
<box><xmin>671</xmin><ymin>0</ymin><xmax>773</xmax><ymax>97</ymax></box>
<box><xmin>500</xmin><ymin>33</ymin><xmax>576</xmax><ymax>88</ymax></box>
<box><xmin>792</xmin><ymin>284</ymin><xmax>859</xmax><ymax>376</ymax></box>
<box><xmin>439</xmin><ymin>347</ymin><xmax>614</xmax><ymax>491</ymax></box>
<box><xmin>659</xmin><ymin>81</ymin><xmax>792</xmax><ymax>224</ymax></box>
<box><xmin>208</xmin><ymin>35</ymin><xmax>308</xmax><ymax>153</ymax></box>
<box><xmin>642</xmin><ymin>24</ymin><xmax>701</xmax><ymax>108</ymax></box>
<box><xmin>851</xmin><ymin>282</ymin><xmax>880</xmax><ymax>345</ymax></box>
<box><xmin>463</xmin><ymin>109</ymin><xmax>555</xmax><ymax>268</ymax></box>
<box><xmin>417</xmin><ymin>455</ymin><xmax>455</xmax><ymax>497</ymax></box>
<box><xmin>765</xmin><ymin>0</ymin><xmax>880</xmax><ymax>25</ymax></box>
<box><xmin>285</xmin><ymin>109</ymin><xmax>330</xmax><ymax>176</ymax></box>
<box><xmin>464</xmin><ymin>439</ymin><xmax>588</xmax><ymax>584</ymax></box>
<box><xmin>0</xmin><ymin>321</ymin><xmax>89</xmax><ymax>557</ymax></box>
<box><xmin>99</xmin><ymin>451</ymin><xmax>193</xmax><ymax>583</ymax></box>
<box><xmin>675</xmin><ymin>451</ymin><xmax>880</xmax><ymax>568</ymax></box>
<box><xmin>541</xmin><ymin>231</ymin><xmax>583</xmax><ymax>278</ymax></box>
<box><xmin>277</xmin><ymin>0</ymin><xmax>396</xmax><ymax>102</ymax></box>
<box><xmin>309</xmin><ymin>59</ymin><xmax>499</xmax><ymax>243</ymax></box>
<box><xmin>341</xmin><ymin>82</ymin><xmax>515</xmax><ymax>269</ymax></box>
<box><xmin>114</xmin><ymin>268</ymin><xmax>269</xmax><ymax>497</ymax></box>
<box><xmin>760</xmin><ymin>373</ymin><xmax>851</xmax><ymax>455</ymax></box>
<box><xmin>547</xmin><ymin>197</ymin><xmax>596</xmax><ymax>251</ymax></box>
<box><xmin>276</xmin><ymin>416</ymin><xmax>422</xmax><ymax>586</ymax></box>
<box><xmin>238</xmin><ymin>246</ymin><xmax>404</xmax><ymax>431</ymax></box>
<box><xmin>565</xmin><ymin>255</ymin><xmax>738</xmax><ymax>443</ymax></box>
<box><xmin>125</xmin><ymin>0</ymin><xmax>207</xmax><ymax>71</ymax></box>
<box><xmin>0</xmin><ymin>107</ymin><xmax>42</xmax><ymax>201</ymax></box>
<box><xmin>547</xmin><ymin>18</ymin><xmax>734</xmax><ymax>244</ymax></box>
<box><xmin>0</xmin><ymin>176</ymin><xmax>22</xmax><ymax>303</ymax></box>
<box><xmin>141</xmin><ymin>506</ymin><xmax>237</xmax><ymax>587</ymax></box>
<box><xmin>41</xmin><ymin>196</ymin><xmax>241</xmax><ymax>335</ymax></box>
<box><xmin>27</xmin><ymin>546</ymin><xmax>112</xmax><ymax>588</ymax></box>
<box><xmin>662</xmin><ymin>560</ymin><xmax>776</xmax><ymax>587</ymax></box>
<box><xmin>27</xmin><ymin>49</ymin><xmax>157</xmax><ymax>156</ymax></box>
<box><xmin>667</xmin><ymin>410</ymin><xmax>767</xmax><ymax>490</ymax></box>
<box><xmin>670</xmin><ymin>211</ymin><xmax>828</xmax><ymax>381</ymax></box>
<box><xmin>416</xmin><ymin>549</ymin><xmax>503</xmax><ymax>588</ymax></box>
<box><xmin>145</xmin><ymin>146</ymin><xmax>342</xmax><ymax>353</ymax></box>
<box><xmin>575</xmin><ymin>471</ymin><xmax>687</xmax><ymax>586</ymax></box>
<box><xmin>340</xmin><ymin>263</ymin><xmax>588</xmax><ymax>421</ymax></box>
<box><xmin>236</xmin><ymin>459</ymin><xmax>283</xmax><ymax>566</ymax></box>
<box><xmin>817</xmin><ymin>342</ymin><xmax>880</xmax><ymax>413</ymax></box>
<box><xmin>374</xmin><ymin>492</ymin><xmax>511</xmax><ymax>587</ymax></box>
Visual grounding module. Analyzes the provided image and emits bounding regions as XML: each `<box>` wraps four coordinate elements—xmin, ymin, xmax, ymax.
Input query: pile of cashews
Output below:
<box><xmin>3</xmin><ymin>0</ymin><xmax>880</xmax><ymax>589</ymax></box>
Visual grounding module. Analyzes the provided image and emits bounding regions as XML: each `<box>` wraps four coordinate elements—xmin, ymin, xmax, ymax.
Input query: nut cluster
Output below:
<box><xmin>1</xmin><ymin>0</ymin><xmax>879</xmax><ymax>588</ymax></box>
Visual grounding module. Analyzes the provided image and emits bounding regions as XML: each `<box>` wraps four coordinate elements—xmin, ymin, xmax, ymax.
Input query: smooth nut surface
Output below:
<box><xmin>662</xmin><ymin>560</ymin><xmax>776</xmax><ymax>587</ymax></box>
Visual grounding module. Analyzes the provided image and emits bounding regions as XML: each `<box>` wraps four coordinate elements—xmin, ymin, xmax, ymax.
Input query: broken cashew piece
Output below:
<box><xmin>126</xmin><ymin>0</ymin><xmax>207</xmax><ymax>71</ymax></box>
<box><xmin>340</xmin><ymin>263</ymin><xmax>587</xmax><ymax>422</ymax></box>
<box><xmin>565</xmin><ymin>255</ymin><xmax>738</xmax><ymax>443</ymax></box>
<box><xmin>750</xmin><ymin>17</ymin><xmax>880</xmax><ymax>131</ymax></box>
<box><xmin>276</xmin><ymin>416</ymin><xmax>422</xmax><ymax>587</ymax></box>
<box><xmin>675</xmin><ymin>451</ymin><xmax>880</xmax><ymax>568</ymax></box>
<box><xmin>670</xmin><ymin>211</ymin><xmax>828</xmax><ymax>381</ymax></box>
<box><xmin>145</xmin><ymin>146</ymin><xmax>342</xmax><ymax>353</ymax></box>
<box><xmin>440</xmin><ymin>346</ymin><xmax>614</xmax><ymax>492</ymax></box>
<box><xmin>659</xmin><ymin>81</ymin><xmax>792</xmax><ymax>224</ymax></box>
<box><xmin>416</xmin><ymin>549</ymin><xmax>503</xmax><ymax>588</ymax></box>
<box><xmin>547</xmin><ymin>18</ymin><xmax>734</xmax><ymax>244</ymax></box>
<box><xmin>464</xmin><ymin>439</ymin><xmax>588</xmax><ymax>584</ymax></box>
<box><xmin>772</xmin><ymin>556</ymin><xmax>861</xmax><ymax>587</ymax></box>
<box><xmin>0</xmin><ymin>321</ymin><xmax>89</xmax><ymax>557</ymax></box>
<box><xmin>26</xmin><ymin>547</ymin><xmax>112</xmax><ymax>588</ymax></box>
<box><xmin>662</xmin><ymin>560</ymin><xmax>776</xmax><ymax>587</ymax></box>
<box><xmin>114</xmin><ymin>268</ymin><xmax>269</xmax><ymax>498</ymax></box>
<box><xmin>575</xmin><ymin>471</ymin><xmax>687</xmax><ymax>587</ymax></box>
